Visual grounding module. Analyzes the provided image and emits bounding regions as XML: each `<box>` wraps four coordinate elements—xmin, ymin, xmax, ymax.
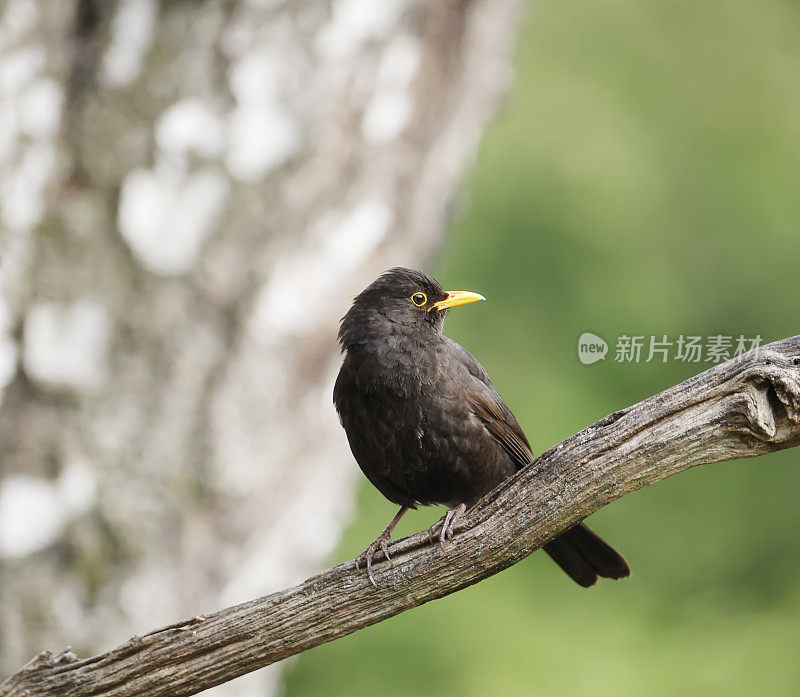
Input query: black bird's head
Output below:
<box><xmin>338</xmin><ymin>267</ymin><xmax>484</xmax><ymax>351</ymax></box>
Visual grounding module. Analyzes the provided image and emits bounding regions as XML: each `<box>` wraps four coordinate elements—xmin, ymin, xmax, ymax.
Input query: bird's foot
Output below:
<box><xmin>354</xmin><ymin>507</ymin><xmax>408</xmax><ymax>588</ymax></box>
<box><xmin>427</xmin><ymin>503</ymin><xmax>466</xmax><ymax>552</ymax></box>
<box><xmin>355</xmin><ymin>530</ymin><xmax>394</xmax><ymax>588</ymax></box>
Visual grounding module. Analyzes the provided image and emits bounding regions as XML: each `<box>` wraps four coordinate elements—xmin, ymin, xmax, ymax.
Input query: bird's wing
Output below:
<box><xmin>445</xmin><ymin>338</ymin><xmax>535</xmax><ymax>469</ymax></box>
<box><xmin>466</xmin><ymin>386</ymin><xmax>535</xmax><ymax>468</ymax></box>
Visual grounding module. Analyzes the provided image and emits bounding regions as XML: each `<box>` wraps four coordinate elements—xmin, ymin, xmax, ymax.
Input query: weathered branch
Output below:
<box><xmin>4</xmin><ymin>336</ymin><xmax>800</xmax><ymax>697</ymax></box>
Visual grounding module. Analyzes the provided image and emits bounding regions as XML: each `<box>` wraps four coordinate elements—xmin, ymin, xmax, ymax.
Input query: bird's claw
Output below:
<box><xmin>355</xmin><ymin>530</ymin><xmax>394</xmax><ymax>587</ymax></box>
<box><xmin>428</xmin><ymin>503</ymin><xmax>466</xmax><ymax>552</ymax></box>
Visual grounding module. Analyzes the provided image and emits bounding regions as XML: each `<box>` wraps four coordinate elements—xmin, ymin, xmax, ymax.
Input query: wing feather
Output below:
<box><xmin>466</xmin><ymin>387</ymin><xmax>534</xmax><ymax>468</ymax></box>
<box><xmin>445</xmin><ymin>339</ymin><xmax>534</xmax><ymax>469</ymax></box>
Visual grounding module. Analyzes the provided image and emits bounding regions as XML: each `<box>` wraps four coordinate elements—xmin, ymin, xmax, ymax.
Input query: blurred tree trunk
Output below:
<box><xmin>0</xmin><ymin>0</ymin><xmax>521</xmax><ymax>694</ymax></box>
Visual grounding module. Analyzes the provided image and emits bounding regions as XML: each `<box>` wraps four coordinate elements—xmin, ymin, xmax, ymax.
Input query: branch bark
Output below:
<box><xmin>4</xmin><ymin>336</ymin><xmax>800</xmax><ymax>697</ymax></box>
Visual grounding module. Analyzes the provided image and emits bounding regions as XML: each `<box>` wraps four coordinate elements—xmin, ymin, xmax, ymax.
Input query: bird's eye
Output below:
<box><xmin>411</xmin><ymin>292</ymin><xmax>427</xmax><ymax>307</ymax></box>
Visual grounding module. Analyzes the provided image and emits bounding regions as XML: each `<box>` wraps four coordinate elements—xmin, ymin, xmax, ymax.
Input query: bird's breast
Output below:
<box><xmin>335</xmin><ymin>346</ymin><xmax>515</xmax><ymax>508</ymax></box>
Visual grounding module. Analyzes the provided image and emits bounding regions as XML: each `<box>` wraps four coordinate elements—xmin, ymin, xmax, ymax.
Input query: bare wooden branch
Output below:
<box><xmin>3</xmin><ymin>336</ymin><xmax>799</xmax><ymax>697</ymax></box>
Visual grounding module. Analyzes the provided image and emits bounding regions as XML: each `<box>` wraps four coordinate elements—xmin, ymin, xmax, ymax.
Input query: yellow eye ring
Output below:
<box><xmin>411</xmin><ymin>292</ymin><xmax>427</xmax><ymax>307</ymax></box>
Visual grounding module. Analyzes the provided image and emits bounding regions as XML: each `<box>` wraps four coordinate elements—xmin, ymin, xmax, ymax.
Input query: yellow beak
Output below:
<box><xmin>430</xmin><ymin>290</ymin><xmax>486</xmax><ymax>312</ymax></box>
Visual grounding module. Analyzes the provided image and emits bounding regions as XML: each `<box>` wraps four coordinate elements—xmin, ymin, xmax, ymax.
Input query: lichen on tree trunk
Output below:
<box><xmin>0</xmin><ymin>1</ymin><xmax>523</xmax><ymax>694</ymax></box>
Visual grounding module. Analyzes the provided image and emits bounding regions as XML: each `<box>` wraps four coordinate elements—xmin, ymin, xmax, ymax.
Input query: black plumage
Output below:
<box><xmin>334</xmin><ymin>268</ymin><xmax>630</xmax><ymax>587</ymax></box>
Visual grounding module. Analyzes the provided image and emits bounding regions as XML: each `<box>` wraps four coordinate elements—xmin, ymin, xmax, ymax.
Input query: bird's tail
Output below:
<box><xmin>543</xmin><ymin>522</ymin><xmax>630</xmax><ymax>587</ymax></box>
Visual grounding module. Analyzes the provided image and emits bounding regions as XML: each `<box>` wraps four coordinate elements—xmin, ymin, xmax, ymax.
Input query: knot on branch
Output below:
<box><xmin>31</xmin><ymin>647</ymin><xmax>78</xmax><ymax>669</ymax></box>
<box><xmin>734</xmin><ymin>350</ymin><xmax>800</xmax><ymax>443</ymax></box>
<box><xmin>2</xmin><ymin>646</ymin><xmax>79</xmax><ymax>691</ymax></box>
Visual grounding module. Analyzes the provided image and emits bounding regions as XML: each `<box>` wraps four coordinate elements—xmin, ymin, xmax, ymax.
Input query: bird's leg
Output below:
<box><xmin>428</xmin><ymin>503</ymin><xmax>467</xmax><ymax>551</ymax></box>
<box><xmin>355</xmin><ymin>506</ymin><xmax>408</xmax><ymax>587</ymax></box>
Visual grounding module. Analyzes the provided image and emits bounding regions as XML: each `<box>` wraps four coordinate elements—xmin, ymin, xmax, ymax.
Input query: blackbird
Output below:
<box><xmin>334</xmin><ymin>268</ymin><xmax>630</xmax><ymax>587</ymax></box>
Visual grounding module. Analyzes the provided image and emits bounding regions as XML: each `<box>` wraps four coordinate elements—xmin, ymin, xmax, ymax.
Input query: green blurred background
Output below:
<box><xmin>285</xmin><ymin>1</ymin><xmax>800</xmax><ymax>694</ymax></box>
